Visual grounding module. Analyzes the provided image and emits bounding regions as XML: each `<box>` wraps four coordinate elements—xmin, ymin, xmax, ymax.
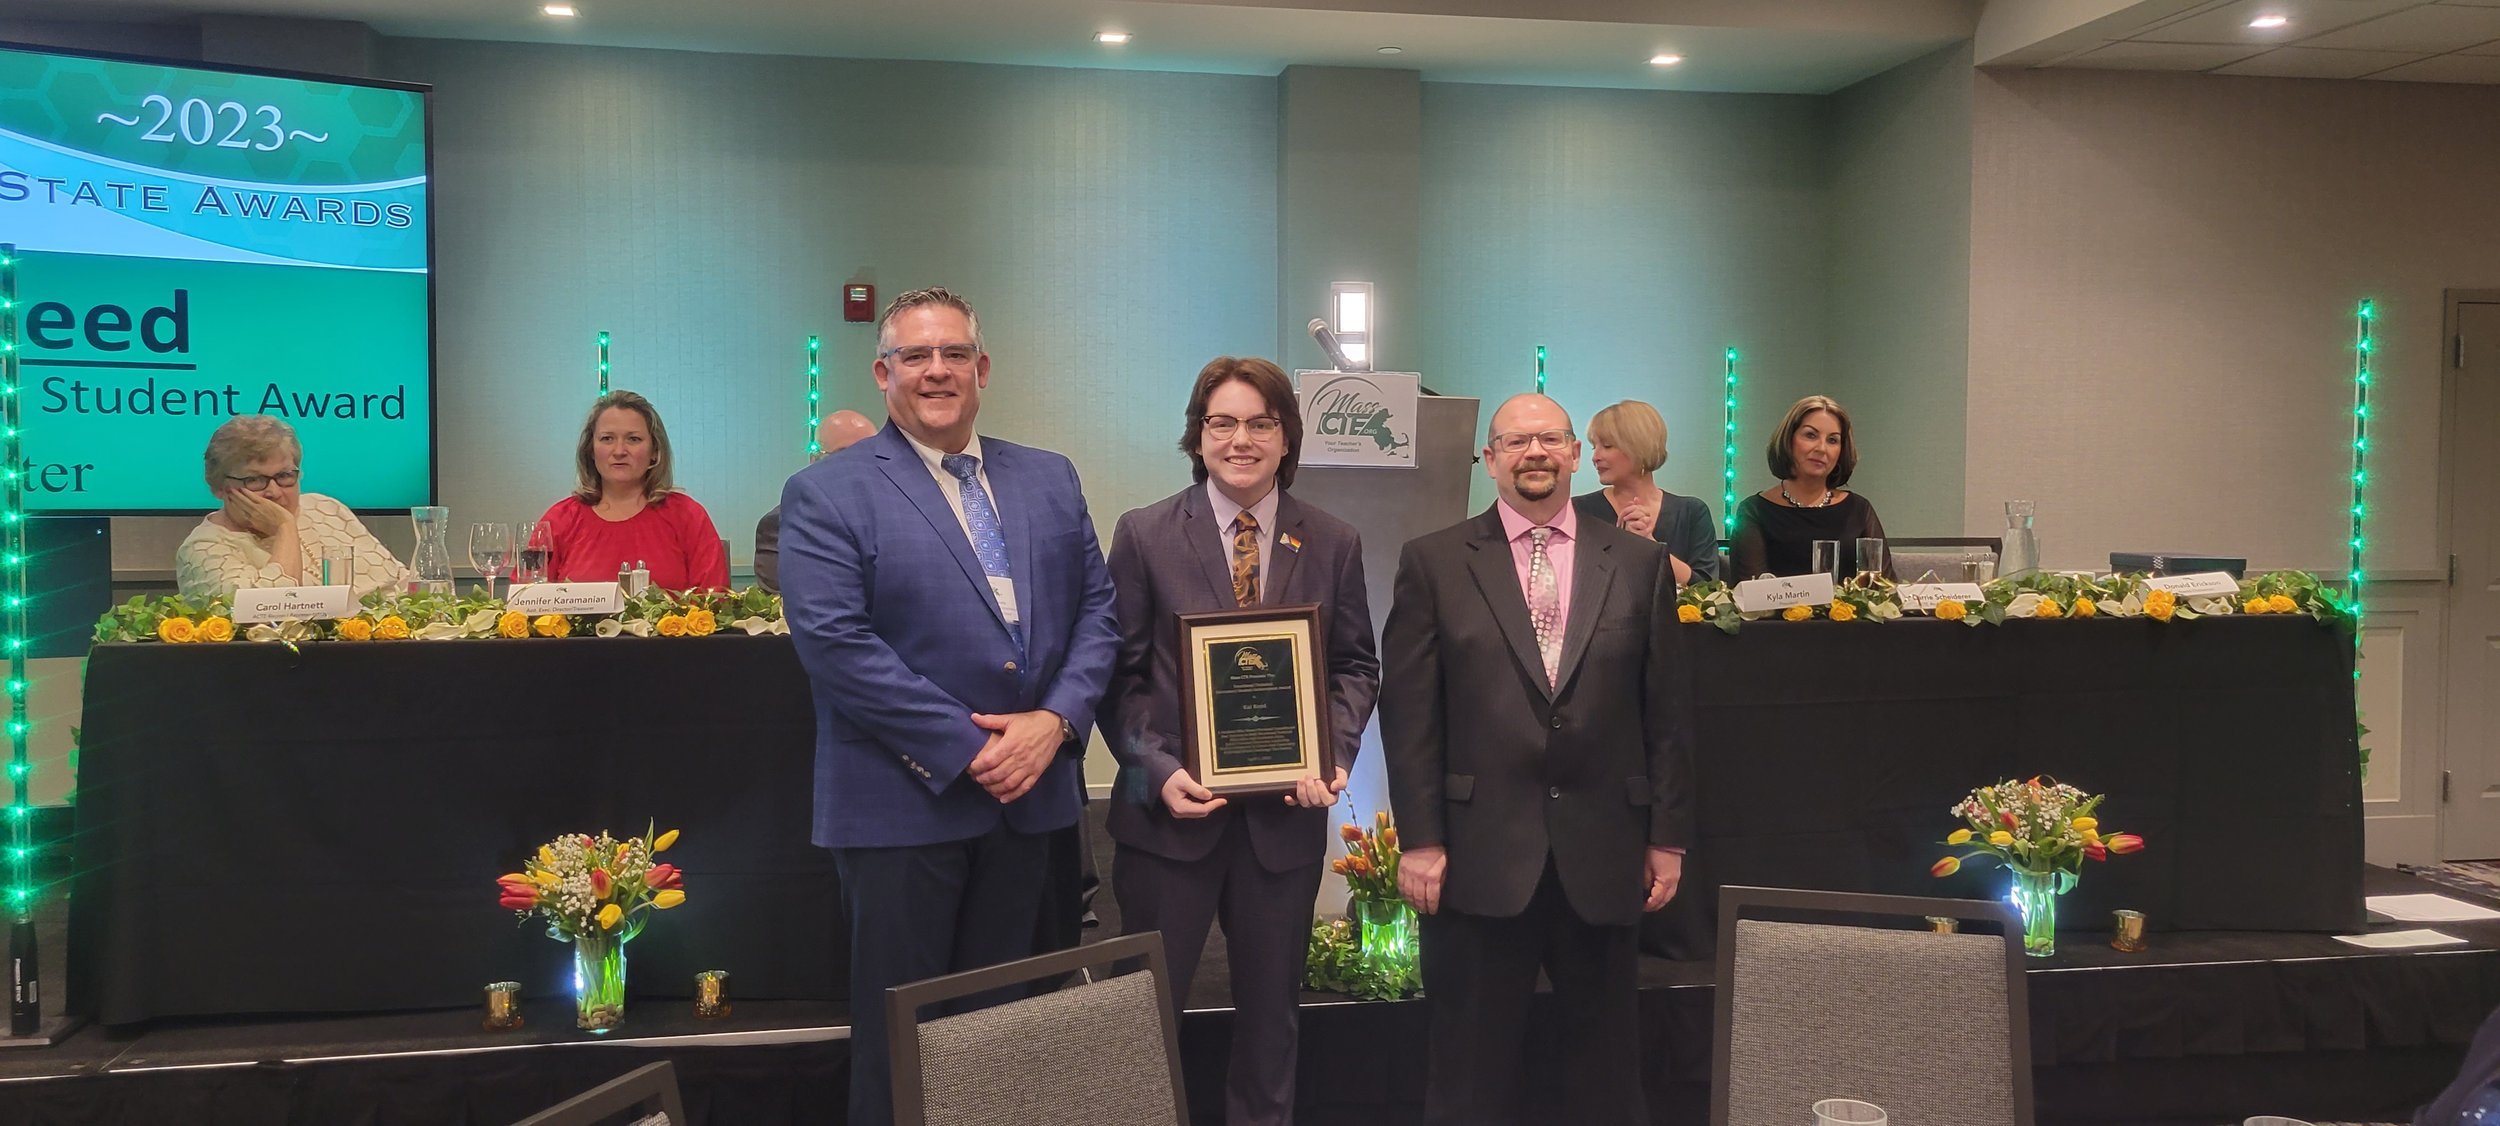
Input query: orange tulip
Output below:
<box><xmin>2106</xmin><ymin>833</ymin><xmax>2145</xmax><ymax>854</ymax></box>
<box><xmin>1931</xmin><ymin>856</ymin><xmax>1961</xmax><ymax>878</ymax></box>
<box><xmin>1340</xmin><ymin>823</ymin><xmax>1363</xmax><ymax>843</ymax></box>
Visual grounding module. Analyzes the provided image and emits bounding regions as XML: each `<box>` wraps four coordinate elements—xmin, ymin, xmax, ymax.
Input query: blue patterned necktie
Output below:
<box><xmin>941</xmin><ymin>452</ymin><xmax>1021</xmax><ymax>648</ymax></box>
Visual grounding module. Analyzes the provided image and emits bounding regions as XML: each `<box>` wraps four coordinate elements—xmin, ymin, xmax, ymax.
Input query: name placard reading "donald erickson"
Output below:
<box><xmin>503</xmin><ymin>583</ymin><xmax>624</xmax><ymax>616</ymax></box>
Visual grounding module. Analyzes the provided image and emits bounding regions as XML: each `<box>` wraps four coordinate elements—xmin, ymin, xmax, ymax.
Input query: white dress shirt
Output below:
<box><xmin>899</xmin><ymin>429</ymin><xmax>1016</xmax><ymax>623</ymax></box>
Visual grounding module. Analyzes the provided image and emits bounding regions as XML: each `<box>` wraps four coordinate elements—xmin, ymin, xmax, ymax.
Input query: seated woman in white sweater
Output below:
<box><xmin>174</xmin><ymin>415</ymin><xmax>407</xmax><ymax>600</ymax></box>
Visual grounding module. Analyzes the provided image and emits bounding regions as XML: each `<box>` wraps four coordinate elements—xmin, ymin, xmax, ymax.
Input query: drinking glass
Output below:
<box><xmin>314</xmin><ymin>546</ymin><xmax>355</xmax><ymax>589</ymax></box>
<box><xmin>1961</xmin><ymin>552</ymin><xmax>1995</xmax><ymax>585</ymax></box>
<box><xmin>1813</xmin><ymin>1099</ymin><xmax>1887</xmax><ymax>1126</ymax></box>
<box><xmin>469</xmin><ymin>522</ymin><xmax>512</xmax><ymax>601</ymax></box>
<box><xmin>1854</xmin><ymin>537</ymin><xmax>1886</xmax><ymax>579</ymax></box>
<box><xmin>1810</xmin><ymin>539</ymin><xmax>1841</xmax><ymax>580</ymax></box>
<box><xmin>513</xmin><ymin>521</ymin><xmax>552</xmax><ymax>586</ymax></box>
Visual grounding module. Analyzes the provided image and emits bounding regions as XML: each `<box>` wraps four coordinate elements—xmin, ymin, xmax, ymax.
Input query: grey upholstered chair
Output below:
<box><xmin>1887</xmin><ymin>536</ymin><xmax>2005</xmax><ymax>584</ymax></box>
<box><xmin>512</xmin><ymin>1060</ymin><xmax>685</xmax><ymax>1126</ymax></box>
<box><xmin>888</xmin><ymin>931</ymin><xmax>1186</xmax><ymax>1126</ymax></box>
<box><xmin>1713</xmin><ymin>886</ymin><xmax>2034</xmax><ymax>1126</ymax></box>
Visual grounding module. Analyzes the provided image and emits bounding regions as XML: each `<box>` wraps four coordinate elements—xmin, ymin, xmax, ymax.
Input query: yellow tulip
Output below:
<box><xmin>1947</xmin><ymin>828</ymin><xmax>1973</xmax><ymax>845</ymax></box>
<box><xmin>598</xmin><ymin>903</ymin><xmax>623</xmax><ymax>930</ymax></box>
<box><xmin>538</xmin><ymin>845</ymin><xmax>557</xmax><ymax>868</ymax></box>
<box><xmin>654</xmin><ymin>829</ymin><xmax>680</xmax><ymax>853</ymax></box>
<box><xmin>654</xmin><ymin>889</ymin><xmax>686</xmax><ymax>910</ymax></box>
<box><xmin>2072</xmin><ymin>817</ymin><xmax>2098</xmax><ymax>832</ymax></box>
<box><xmin>498</xmin><ymin>872</ymin><xmax>530</xmax><ymax>885</ymax></box>
<box><xmin>1988</xmin><ymin>830</ymin><xmax>2014</xmax><ymax>846</ymax></box>
<box><xmin>2082</xmin><ymin>828</ymin><xmax>2100</xmax><ymax>844</ymax></box>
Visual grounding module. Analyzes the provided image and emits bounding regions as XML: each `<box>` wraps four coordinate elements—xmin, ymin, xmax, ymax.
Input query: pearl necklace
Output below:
<box><xmin>1780</xmin><ymin>483</ymin><xmax>1836</xmax><ymax>508</ymax></box>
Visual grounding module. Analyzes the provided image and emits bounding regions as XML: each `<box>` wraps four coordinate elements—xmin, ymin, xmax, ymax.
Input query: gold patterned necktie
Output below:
<box><xmin>1527</xmin><ymin>526</ymin><xmax>1560</xmax><ymax>688</ymax></box>
<box><xmin>1231</xmin><ymin>512</ymin><xmax>1261</xmax><ymax>607</ymax></box>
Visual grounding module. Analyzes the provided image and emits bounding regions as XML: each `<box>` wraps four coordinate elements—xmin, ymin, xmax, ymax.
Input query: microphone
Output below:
<box><xmin>1308</xmin><ymin>318</ymin><xmax>1357</xmax><ymax>371</ymax></box>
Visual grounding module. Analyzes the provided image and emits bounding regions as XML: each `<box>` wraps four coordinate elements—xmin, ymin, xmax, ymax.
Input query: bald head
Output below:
<box><xmin>813</xmin><ymin>410</ymin><xmax>877</xmax><ymax>461</ymax></box>
<box><xmin>1484</xmin><ymin>393</ymin><xmax>1579</xmax><ymax>519</ymax></box>
<box><xmin>1488</xmin><ymin>394</ymin><xmax>1571</xmax><ymax>443</ymax></box>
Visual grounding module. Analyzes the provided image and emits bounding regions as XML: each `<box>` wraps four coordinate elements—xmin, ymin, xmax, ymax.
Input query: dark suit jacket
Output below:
<box><xmin>778</xmin><ymin>423</ymin><xmax>1120</xmax><ymax>849</ymax></box>
<box><xmin>1379</xmin><ymin>505</ymin><xmax>1693</xmax><ymax>927</ymax></box>
<box><xmin>2419</xmin><ymin>1002</ymin><xmax>2500</xmax><ymax>1124</ymax></box>
<box><xmin>753</xmin><ymin>504</ymin><xmax>783</xmax><ymax>593</ymax></box>
<box><xmin>1097</xmin><ymin>485</ymin><xmax>1380</xmax><ymax>874</ymax></box>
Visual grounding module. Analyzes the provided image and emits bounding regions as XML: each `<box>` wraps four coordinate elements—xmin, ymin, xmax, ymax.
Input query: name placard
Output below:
<box><xmin>1897</xmin><ymin>582</ymin><xmax>1987</xmax><ymax>612</ymax></box>
<box><xmin>1733</xmin><ymin>572</ymin><xmax>1835</xmax><ymax>614</ymax></box>
<box><xmin>232</xmin><ymin>585</ymin><xmax>357</xmax><ymax>624</ymax></box>
<box><xmin>2146</xmin><ymin>572</ymin><xmax>2240</xmax><ymax>598</ymax></box>
<box><xmin>504</xmin><ymin>583</ymin><xmax>624</xmax><ymax>616</ymax></box>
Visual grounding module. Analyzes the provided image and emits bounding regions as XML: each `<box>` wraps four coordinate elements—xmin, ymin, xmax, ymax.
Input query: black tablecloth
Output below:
<box><xmin>1646</xmin><ymin>616</ymin><xmax>2366</xmax><ymax>957</ymax></box>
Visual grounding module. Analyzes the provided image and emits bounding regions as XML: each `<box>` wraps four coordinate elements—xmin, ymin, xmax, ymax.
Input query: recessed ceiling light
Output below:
<box><xmin>1377</xmin><ymin>46</ymin><xmax>1403</xmax><ymax>55</ymax></box>
<box><xmin>542</xmin><ymin>3</ymin><xmax>576</xmax><ymax>15</ymax></box>
<box><xmin>2248</xmin><ymin>14</ymin><xmax>2289</xmax><ymax>29</ymax></box>
<box><xmin>1095</xmin><ymin>31</ymin><xmax>1131</xmax><ymax>45</ymax></box>
<box><xmin>1649</xmin><ymin>53</ymin><xmax>1684</xmax><ymax>67</ymax></box>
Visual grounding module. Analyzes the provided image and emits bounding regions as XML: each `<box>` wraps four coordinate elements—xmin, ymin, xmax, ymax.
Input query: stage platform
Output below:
<box><xmin>2</xmin><ymin>865</ymin><xmax>2492</xmax><ymax>1126</ymax></box>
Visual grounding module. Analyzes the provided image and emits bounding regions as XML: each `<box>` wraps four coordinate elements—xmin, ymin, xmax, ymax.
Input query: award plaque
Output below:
<box><xmin>1175</xmin><ymin>603</ymin><xmax>1334</xmax><ymax>797</ymax></box>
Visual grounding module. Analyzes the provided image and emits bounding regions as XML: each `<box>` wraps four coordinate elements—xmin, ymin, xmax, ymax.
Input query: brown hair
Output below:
<box><xmin>1178</xmin><ymin>357</ymin><xmax>1304</xmax><ymax>490</ymax></box>
<box><xmin>572</xmin><ymin>390</ymin><xmax>678</xmax><ymax>504</ymax></box>
<box><xmin>876</xmin><ymin>287</ymin><xmax>983</xmax><ymax>355</ymax></box>
<box><xmin>1765</xmin><ymin>395</ymin><xmax>1858</xmax><ymax>488</ymax></box>
<box><xmin>1588</xmin><ymin>400</ymin><xmax>1668</xmax><ymax>475</ymax></box>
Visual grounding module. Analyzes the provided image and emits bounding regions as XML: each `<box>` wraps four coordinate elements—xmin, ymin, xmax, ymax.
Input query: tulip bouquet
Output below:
<box><xmin>1329</xmin><ymin>811</ymin><xmax>1401</xmax><ymax>903</ymax></box>
<box><xmin>495</xmin><ymin>824</ymin><xmax>687</xmax><ymax>1029</ymax></box>
<box><xmin>1312</xmin><ymin>812</ymin><xmax>1420</xmax><ymax>1000</ymax></box>
<box><xmin>1932</xmin><ymin>777</ymin><xmax>2143</xmax><ymax>956</ymax></box>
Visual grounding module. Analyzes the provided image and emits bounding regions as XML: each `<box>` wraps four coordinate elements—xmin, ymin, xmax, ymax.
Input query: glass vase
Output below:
<box><xmin>1355</xmin><ymin>897</ymin><xmax>1418</xmax><ymax>986</ymax></box>
<box><xmin>2008</xmin><ymin>867</ymin><xmax>2076</xmax><ymax>958</ymax></box>
<box><xmin>573</xmin><ymin>929</ymin><xmax>629</xmax><ymax>1031</ymax></box>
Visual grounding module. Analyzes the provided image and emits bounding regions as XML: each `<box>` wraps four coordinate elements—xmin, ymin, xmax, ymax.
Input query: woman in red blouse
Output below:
<box><xmin>535</xmin><ymin>390</ymin><xmax>730</xmax><ymax>591</ymax></box>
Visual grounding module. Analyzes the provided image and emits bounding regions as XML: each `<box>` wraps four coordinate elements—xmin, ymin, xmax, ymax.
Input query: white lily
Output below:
<box><xmin>594</xmin><ymin>618</ymin><xmax>624</xmax><ymax>638</ymax></box>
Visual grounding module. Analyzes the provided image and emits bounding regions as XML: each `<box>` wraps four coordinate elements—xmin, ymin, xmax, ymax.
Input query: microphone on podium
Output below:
<box><xmin>1307</xmin><ymin>318</ymin><xmax>1357</xmax><ymax>371</ymax></box>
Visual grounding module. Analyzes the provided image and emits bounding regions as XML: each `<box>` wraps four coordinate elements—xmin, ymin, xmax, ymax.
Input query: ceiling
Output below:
<box><xmin>1982</xmin><ymin>0</ymin><xmax>2500</xmax><ymax>82</ymax></box>
<box><xmin>12</xmin><ymin>0</ymin><xmax>1979</xmax><ymax>94</ymax></box>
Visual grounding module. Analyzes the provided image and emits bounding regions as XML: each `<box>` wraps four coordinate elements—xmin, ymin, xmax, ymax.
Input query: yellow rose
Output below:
<box><xmin>2071</xmin><ymin>816</ymin><xmax>2097</xmax><ymax>831</ymax></box>
<box><xmin>336</xmin><ymin>617</ymin><xmax>373</xmax><ymax>641</ymax></box>
<box><xmin>1947</xmin><ymin>828</ymin><xmax>1973</xmax><ymax>845</ymax></box>
<box><xmin>1782</xmin><ymin>605</ymin><xmax>1813</xmax><ymax>622</ymax></box>
<box><xmin>498</xmin><ymin>610</ymin><xmax>530</xmax><ymax>638</ymax></box>
<box><xmin>1677</xmin><ymin>604</ymin><xmax>1703</xmax><ymax>624</ymax></box>
<box><xmin>2243</xmin><ymin>598</ymin><xmax>2269</xmax><ymax>615</ymax></box>
<box><xmin>157</xmin><ymin>616</ymin><xmax>197</xmax><ymax>643</ymax></box>
<box><xmin>2034</xmin><ymin>598</ymin><xmax>2064</xmax><ymax>619</ymax></box>
<box><xmin>2144</xmin><ymin>590</ymin><xmax>2177</xmax><ymax>622</ymax></box>
<box><xmin>685</xmin><ymin>608</ymin><xmax>717</xmax><ymax>637</ymax></box>
<box><xmin>657</xmin><ymin>614</ymin><xmax>688</xmax><ymax>637</ymax></box>
<box><xmin>197</xmin><ymin>616</ymin><xmax>235</xmax><ymax>643</ymax></box>
<box><xmin>533</xmin><ymin>614</ymin><xmax>571</xmax><ymax>638</ymax></box>
<box><xmin>653</xmin><ymin>889</ymin><xmax>685</xmax><ymax>910</ymax></box>
<box><xmin>1988</xmin><ymin>830</ymin><xmax>2014</xmax><ymax>846</ymax></box>
<box><xmin>2268</xmin><ymin>594</ymin><xmax>2298</xmax><ymax>614</ymax></box>
<box><xmin>1828</xmin><ymin>601</ymin><xmax>1858</xmax><ymax>623</ymax></box>
<box><xmin>2073</xmin><ymin>597</ymin><xmax>2097</xmax><ymax>618</ymax></box>
<box><xmin>597</xmin><ymin>903</ymin><xmax>623</xmax><ymax>930</ymax></box>
<box><xmin>375</xmin><ymin>615</ymin><xmax>411</xmax><ymax>640</ymax></box>
<box><xmin>1935</xmin><ymin>600</ymin><xmax>1967</xmax><ymax>622</ymax></box>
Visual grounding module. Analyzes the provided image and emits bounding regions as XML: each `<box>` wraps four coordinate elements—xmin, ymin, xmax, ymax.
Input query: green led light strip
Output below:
<box><xmin>1534</xmin><ymin>345</ymin><xmax>1547</xmax><ymax>394</ymax></box>
<box><xmin>1721</xmin><ymin>347</ymin><xmax>1739</xmax><ymax>534</ymax></box>
<box><xmin>804</xmin><ymin>336</ymin><xmax>822</xmax><ymax>456</ymax></box>
<box><xmin>2349</xmin><ymin>301</ymin><xmax>2373</xmax><ymax>620</ymax></box>
<box><xmin>1</xmin><ymin>244</ymin><xmax>26</xmax><ymax>926</ymax></box>
<box><xmin>596</xmin><ymin>331</ymin><xmax>611</xmax><ymax>394</ymax></box>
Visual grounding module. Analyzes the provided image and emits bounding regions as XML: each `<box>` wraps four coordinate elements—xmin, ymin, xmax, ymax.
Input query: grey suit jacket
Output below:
<box><xmin>753</xmin><ymin>505</ymin><xmax>782</xmax><ymax>594</ymax></box>
<box><xmin>1379</xmin><ymin>506</ymin><xmax>1693</xmax><ymax>926</ymax></box>
<box><xmin>1097</xmin><ymin>484</ymin><xmax>1381</xmax><ymax>873</ymax></box>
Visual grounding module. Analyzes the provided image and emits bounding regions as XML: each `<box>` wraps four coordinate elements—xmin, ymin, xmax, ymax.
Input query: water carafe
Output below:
<box><xmin>2000</xmin><ymin>500</ymin><xmax>2040</xmax><ymax>579</ymax></box>
<box><xmin>408</xmin><ymin>506</ymin><xmax>456</xmax><ymax>595</ymax></box>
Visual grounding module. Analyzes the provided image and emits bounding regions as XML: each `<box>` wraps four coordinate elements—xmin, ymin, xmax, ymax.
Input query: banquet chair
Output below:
<box><xmin>511</xmin><ymin>1060</ymin><xmax>686</xmax><ymax>1126</ymax></box>
<box><xmin>1713</xmin><ymin>886</ymin><xmax>2034</xmax><ymax>1126</ymax></box>
<box><xmin>888</xmin><ymin>930</ymin><xmax>1187</xmax><ymax>1126</ymax></box>
<box><xmin>1888</xmin><ymin>536</ymin><xmax>2004</xmax><ymax>584</ymax></box>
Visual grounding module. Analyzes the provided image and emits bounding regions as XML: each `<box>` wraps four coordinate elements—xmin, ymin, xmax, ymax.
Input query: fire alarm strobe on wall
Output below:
<box><xmin>843</xmin><ymin>284</ymin><xmax>875</xmax><ymax>323</ymax></box>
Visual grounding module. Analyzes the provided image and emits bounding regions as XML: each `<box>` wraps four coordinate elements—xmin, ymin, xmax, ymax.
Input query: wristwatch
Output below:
<box><xmin>1058</xmin><ymin>717</ymin><xmax>1078</xmax><ymax>745</ymax></box>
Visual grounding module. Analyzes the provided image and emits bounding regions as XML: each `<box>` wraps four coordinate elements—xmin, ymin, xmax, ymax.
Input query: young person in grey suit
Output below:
<box><xmin>1381</xmin><ymin>393</ymin><xmax>1694</xmax><ymax>1126</ymax></box>
<box><xmin>1098</xmin><ymin>356</ymin><xmax>1381</xmax><ymax>1126</ymax></box>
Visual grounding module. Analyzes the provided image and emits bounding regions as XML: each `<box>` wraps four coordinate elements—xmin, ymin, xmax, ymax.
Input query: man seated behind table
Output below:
<box><xmin>754</xmin><ymin>409</ymin><xmax>878</xmax><ymax>594</ymax></box>
<box><xmin>534</xmin><ymin>389</ymin><xmax>730</xmax><ymax>591</ymax></box>
<box><xmin>175</xmin><ymin>414</ymin><xmax>408</xmax><ymax>599</ymax></box>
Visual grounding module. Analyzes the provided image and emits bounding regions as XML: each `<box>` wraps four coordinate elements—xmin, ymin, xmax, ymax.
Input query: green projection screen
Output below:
<box><xmin>0</xmin><ymin>43</ymin><xmax>433</xmax><ymax>513</ymax></box>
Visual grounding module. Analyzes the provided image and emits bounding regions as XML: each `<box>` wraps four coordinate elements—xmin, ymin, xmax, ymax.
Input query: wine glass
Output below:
<box><xmin>469</xmin><ymin>522</ymin><xmax>512</xmax><ymax>601</ymax></box>
<box><xmin>513</xmin><ymin>521</ymin><xmax>552</xmax><ymax>586</ymax></box>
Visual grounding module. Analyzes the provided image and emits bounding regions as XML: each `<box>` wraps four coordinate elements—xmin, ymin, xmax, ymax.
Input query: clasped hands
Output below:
<box><xmin>1394</xmin><ymin>845</ymin><xmax>1683</xmax><ymax>916</ymax></box>
<box><xmin>966</xmin><ymin>709</ymin><xmax>1067</xmax><ymax>803</ymax></box>
<box><xmin>1160</xmin><ymin>769</ymin><xmax>1344</xmax><ymax>818</ymax></box>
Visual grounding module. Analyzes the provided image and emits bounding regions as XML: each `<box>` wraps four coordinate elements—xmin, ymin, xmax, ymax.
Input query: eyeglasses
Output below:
<box><xmin>226</xmin><ymin>469</ymin><xmax>302</xmax><ymax>490</ymax></box>
<box><xmin>1202</xmin><ymin>414</ymin><xmax>1283</xmax><ymax>440</ymax></box>
<box><xmin>878</xmin><ymin>343</ymin><xmax>981</xmax><ymax>370</ymax></box>
<box><xmin>1488</xmin><ymin>430</ymin><xmax>1575</xmax><ymax>454</ymax></box>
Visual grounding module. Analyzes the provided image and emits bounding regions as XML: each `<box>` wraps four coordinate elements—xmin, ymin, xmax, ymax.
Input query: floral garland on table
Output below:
<box><xmin>93</xmin><ymin>586</ymin><xmax>789</xmax><ymax>644</ymax></box>
<box><xmin>1674</xmin><ymin>569</ymin><xmax>2355</xmax><ymax>636</ymax></box>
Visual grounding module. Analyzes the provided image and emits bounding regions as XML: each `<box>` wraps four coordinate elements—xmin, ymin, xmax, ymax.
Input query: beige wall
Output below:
<box><xmin>1968</xmin><ymin>67</ymin><xmax>2500</xmax><ymax>575</ymax></box>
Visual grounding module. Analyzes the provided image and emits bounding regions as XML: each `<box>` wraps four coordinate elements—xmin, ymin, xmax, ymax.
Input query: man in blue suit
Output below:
<box><xmin>778</xmin><ymin>287</ymin><xmax>1120</xmax><ymax>1126</ymax></box>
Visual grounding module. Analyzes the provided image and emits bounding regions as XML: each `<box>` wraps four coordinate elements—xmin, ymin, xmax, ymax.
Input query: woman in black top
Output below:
<box><xmin>1573</xmin><ymin>400</ymin><xmax>1718</xmax><ymax>584</ymax></box>
<box><xmin>1729</xmin><ymin>395</ymin><xmax>1891</xmax><ymax>580</ymax></box>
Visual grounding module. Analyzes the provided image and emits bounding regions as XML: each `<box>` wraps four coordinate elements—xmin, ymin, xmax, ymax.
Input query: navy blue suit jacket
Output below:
<box><xmin>778</xmin><ymin>423</ymin><xmax>1120</xmax><ymax>849</ymax></box>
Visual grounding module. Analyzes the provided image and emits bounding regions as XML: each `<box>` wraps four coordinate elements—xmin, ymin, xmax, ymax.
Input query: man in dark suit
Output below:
<box><xmin>777</xmin><ymin>288</ymin><xmax>1119</xmax><ymax>1126</ymax></box>
<box><xmin>1380</xmin><ymin>392</ymin><xmax>1693</xmax><ymax>1126</ymax></box>
<box><xmin>1098</xmin><ymin>356</ymin><xmax>1380</xmax><ymax>1126</ymax></box>
<box><xmin>753</xmin><ymin>409</ymin><xmax>875</xmax><ymax>593</ymax></box>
